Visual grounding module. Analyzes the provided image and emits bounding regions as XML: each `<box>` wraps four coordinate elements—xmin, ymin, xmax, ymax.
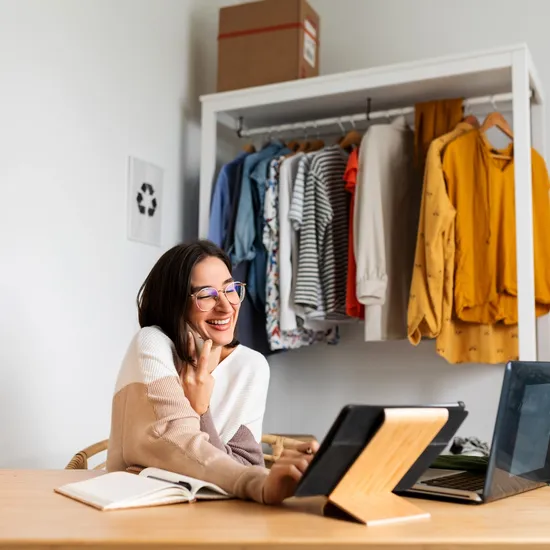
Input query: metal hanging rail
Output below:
<box><xmin>236</xmin><ymin>91</ymin><xmax>531</xmax><ymax>138</ymax></box>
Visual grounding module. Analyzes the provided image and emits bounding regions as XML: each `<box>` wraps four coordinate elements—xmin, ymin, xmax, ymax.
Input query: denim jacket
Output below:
<box><xmin>231</xmin><ymin>142</ymin><xmax>288</xmax><ymax>308</ymax></box>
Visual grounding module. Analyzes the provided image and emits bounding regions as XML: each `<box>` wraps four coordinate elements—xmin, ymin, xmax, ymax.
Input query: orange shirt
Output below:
<box><xmin>344</xmin><ymin>149</ymin><xmax>364</xmax><ymax>319</ymax></box>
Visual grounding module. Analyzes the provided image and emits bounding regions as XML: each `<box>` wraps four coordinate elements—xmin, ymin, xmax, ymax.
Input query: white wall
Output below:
<box><xmin>262</xmin><ymin>0</ymin><xmax>550</xmax><ymax>444</ymax></box>
<box><xmin>0</xmin><ymin>0</ymin><xmax>236</xmax><ymax>468</ymax></box>
<box><xmin>2</xmin><ymin>0</ymin><xmax>549</xmax><ymax>468</ymax></box>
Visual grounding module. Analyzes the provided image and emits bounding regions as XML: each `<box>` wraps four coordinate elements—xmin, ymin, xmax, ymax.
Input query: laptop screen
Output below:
<box><xmin>510</xmin><ymin>382</ymin><xmax>550</xmax><ymax>476</ymax></box>
<box><xmin>485</xmin><ymin>361</ymin><xmax>550</xmax><ymax>502</ymax></box>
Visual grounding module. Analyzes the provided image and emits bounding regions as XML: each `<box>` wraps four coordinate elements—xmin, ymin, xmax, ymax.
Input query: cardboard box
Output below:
<box><xmin>217</xmin><ymin>0</ymin><xmax>320</xmax><ymax>93</ymax></box>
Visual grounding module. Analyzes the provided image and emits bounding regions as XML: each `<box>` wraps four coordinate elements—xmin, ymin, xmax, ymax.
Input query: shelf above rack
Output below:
<box><xmin>200</xmin><ymin>43</ymin><xmax>542</xmax><ymax>132</ymax></box>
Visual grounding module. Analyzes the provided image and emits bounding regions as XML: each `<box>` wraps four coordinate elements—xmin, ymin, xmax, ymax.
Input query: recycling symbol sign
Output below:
<box><xmin>136</xmin><ymin>182</ymin><xmax>157</xmax><ymax>217</ymax></box>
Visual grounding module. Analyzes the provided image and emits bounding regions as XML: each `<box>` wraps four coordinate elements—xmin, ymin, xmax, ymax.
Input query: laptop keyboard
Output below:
<box><xmin>422</xmin><ymin>471</ymin><xmax>486</xmax><ymax>492</ymax></box>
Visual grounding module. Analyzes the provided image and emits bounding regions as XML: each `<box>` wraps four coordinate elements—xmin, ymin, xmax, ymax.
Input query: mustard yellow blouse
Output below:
<box><xmin>443</xmin><ymin>129</ymin><xmax>550</xmax><ymax>325</ymax></box>
<box><xmin>408</xmin><ymin>123</ymin><xmax>519</xmax><ymax>364</ymax></box>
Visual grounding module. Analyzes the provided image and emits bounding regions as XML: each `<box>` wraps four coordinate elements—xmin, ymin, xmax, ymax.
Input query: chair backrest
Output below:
<box><xmin>65</xmin><ymin>439</ymin><xmax>108</xmax><ymax>470</ymax></box>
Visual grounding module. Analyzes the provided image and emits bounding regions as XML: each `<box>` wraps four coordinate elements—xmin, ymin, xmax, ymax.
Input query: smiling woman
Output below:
<box><xmin>105</xmin><ymin>240</ymin><xmax>318</xmax><ymax>505</ymax></box>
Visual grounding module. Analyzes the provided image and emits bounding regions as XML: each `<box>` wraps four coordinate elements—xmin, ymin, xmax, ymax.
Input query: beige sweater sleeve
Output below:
<box><xmin>106</xmin><ymin>327</ymin><xmax>268</xmax><ymax>503</ymax></box>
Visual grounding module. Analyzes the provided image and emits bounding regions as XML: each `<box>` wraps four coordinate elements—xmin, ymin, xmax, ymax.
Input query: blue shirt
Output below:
<box><xmin>207</xmin><ymin>153</ymin><xmax>248</xmax><ymax>248</ymax></box>
<box><xmin>231</xmin><ymin>142</ymin><xmax>286</xmax><ymax>265</ymax></box>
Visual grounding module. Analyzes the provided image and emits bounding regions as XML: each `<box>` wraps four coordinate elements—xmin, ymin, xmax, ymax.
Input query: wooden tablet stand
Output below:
<box><xmin>323</xmin><ymin>407</ymin><xmax>449</xmax><ymax>526</ymax></box>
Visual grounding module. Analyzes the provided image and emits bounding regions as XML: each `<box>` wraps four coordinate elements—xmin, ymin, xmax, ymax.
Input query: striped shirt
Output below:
<box><xmin>288</xmin><ymin>152</ymin><xmax>327</xmax><ymax>320</ymax></box>
<box><xmin>288</xmin><ymin>152</ymin><xmax>316</xmax><ymax>232</ymax></box>
<box><xmin>295</xmin><ymin>146</ymin><xmax>349</xmax><ymax>317</ymax></box>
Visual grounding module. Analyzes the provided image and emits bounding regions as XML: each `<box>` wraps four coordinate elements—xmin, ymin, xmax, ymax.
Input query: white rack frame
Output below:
<box><xmin>199</xmin><ymin>43</ymin><xmax>548</xmax><ymax>362</ymax></box>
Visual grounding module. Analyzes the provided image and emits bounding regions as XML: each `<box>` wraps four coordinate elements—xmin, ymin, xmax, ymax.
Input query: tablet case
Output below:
<box><xmin>294</xmin><ymin>403</ymin><xmax>467</xmax><ymax>525</ymax></box>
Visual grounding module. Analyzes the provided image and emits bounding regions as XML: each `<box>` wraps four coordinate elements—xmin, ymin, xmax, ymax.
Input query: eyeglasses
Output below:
<box><xmin>190</xmin><ymin>281</ymin><xmax>246</xmax><ymax>312</ymax></box>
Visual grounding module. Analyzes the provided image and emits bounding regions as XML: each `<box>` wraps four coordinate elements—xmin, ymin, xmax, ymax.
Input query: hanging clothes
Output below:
<box><xmin>288</xmin><ymin>151</ymin><xmax>323</xmax><ymax>319</ymax></box>
<box><xmin>288</xmin><ymin>152</ymin><xmax>316</xmax><ymax>241</ymax></box>
<box><xmin>208</xmin><ymin>142</ymin><xmax>341</xmax><ymax>355</ymax></box>
<box><xmin>249</xmin><ymin>143</ymin><xmax>291</xmax><ymax>309</ymax></box>
<box><xmin>354</xmin><ymin>116</ymin><xmax>415</xmax><ymax>341</ymax></box>
<box><xmin>287</xmin><ymin>152</ymin><xmax>338</xmax><ymax>330</ymax></box>
<box><xmin>221</xmin><ymin>142</ymin><xmax>287</xmax><ymax>356</ymax></box>
<box><xmin>263</xmin><ymin>156</ymin><xmax>334</xmax><ymax>351</ymax></box>
<box><xmin>408</xmin><ymin>122</ymin><xmax>519</xmax><ymax>364</ymax></box>
<box><xmin>294</xmin><ymin>145</ymin><xmax>350</xmax><ymax>319</ymax></box>
<box><xmin>223</xmin><ymin>158</ymin><xmax>245</xmax><ymax>252</ymax></box>
<box><xmin>232</xmin><ymin>261</ymin><xmax>270</xmax><ymax>356</ymax></box>
<box><xmin>343</xmin><ymin>148</ymin><xmax>364</xmax><ymax>320</ymax></box>
<box><xmin>442</xmin><ymin>128</ymin><xmax>550</xmax><ymax>325</ymax></box>
<box><xmin>414</xmin><ymin>98</ymin><xmax>463</xmax><ymax>172</ymax></box>
<box><xmin>231</xmin><ymin>140</ymin><xmax>288</xmax><ymax>310</ymax></box>
<box><xmin>208</xmin><ymin>152</ymin><xmax>249</xmax><ymax>248</ymax></box>
<box><xmin>278</xmin><ymin>152</ymin><xmax>304</xmax><ymax>332</ymax></box>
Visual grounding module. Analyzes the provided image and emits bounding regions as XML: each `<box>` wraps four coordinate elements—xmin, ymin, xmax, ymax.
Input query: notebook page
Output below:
<box><xmin>139</xmin><ymin>467</ymin><xmax>230</xmax><ymax>499</ymax></box>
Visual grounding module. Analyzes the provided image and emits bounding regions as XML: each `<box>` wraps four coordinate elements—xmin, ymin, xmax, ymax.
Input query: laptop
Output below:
<box><xmin>294</xmin><ymin>402</ymin><xmax>468</xmax><ymax>499</ymax></box>
<box><xmin>403</xmin><ymin>361</ymin><xmax>550</xmax><ymax>504</ymax></box>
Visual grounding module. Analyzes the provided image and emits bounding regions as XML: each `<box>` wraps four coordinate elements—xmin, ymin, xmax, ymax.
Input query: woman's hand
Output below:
<box><xmin>180</xmin><ymin>334</ymin><xmax>218</xmax><ymax>416</ymax></box>
<box><xmin>262</xmin><ymin>440</ymin><xmax>320</xmax><ymax>505</ymax></box>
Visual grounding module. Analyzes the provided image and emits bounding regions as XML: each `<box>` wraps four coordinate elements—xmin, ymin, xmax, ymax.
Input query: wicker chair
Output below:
<box><xmin>65</xmin><ymin>439</ymin><xmax>109</xmax><ymax>470</ymax></box>
<box><xmin>65</xmin><ymin>434</ymin><xmax>316</xmax><ymax>471</ymax></box>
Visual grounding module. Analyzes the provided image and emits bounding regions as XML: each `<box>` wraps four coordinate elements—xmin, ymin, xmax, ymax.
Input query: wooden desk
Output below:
<box><xmin>1</xmin><ymin>469</ymin><xmax>550</xmax><ymax>549</ymax></box>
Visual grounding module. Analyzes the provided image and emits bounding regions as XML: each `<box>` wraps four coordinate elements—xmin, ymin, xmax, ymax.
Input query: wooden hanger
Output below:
<box><xmin>480</xmin><ymin>111</ymin><xmax>513</xmax><ymax>140</ymax></box>
<box><xmin>303</xmin><ymin>122</ymin><xmax>323</xmax><ymax>151</ymax></box>
<box><xmin>339</xmin><ymin>130</ymin><xmax>362</xmax><ymax>150</ymax></box>
<box><xmin>338</xmin><ymin>117</ymin><xmax>362</xmax><ymax>151</ymax></box>
<box><xmin>282</xmin><ymin>134</ymin><xmax>304</xmax><ymax>159</ymax></box>
<box><xmin>309</xmin><ymin>138</ymin><xmax>325</xmax><ymax>151</ymax></box>
<box><xmin>296</xmin><ymin>139</ymin><xmax>311</xmax><ymax>152</ymax></box>
<box><xmin>480</xmin><ymin>96</ymin><xmax>513</xmax><ymax>138</ymax></box>
<box><xmin>295</xmin><ymin>125</ymin><xmax>312</xmax><ymax>152</ymax></box>
<box><xmin>463</xmin><ymin>114</ymin><xmax>480</xmax><ymax>128</ymax></box>
<box><xmin>334</xmin><ymin>118</ymin><xmax>346</xmax><ymax>146</ymax></box>
<box><xmin>480</xmin><ymin>107</ymin><xmax>513</xmax><ymax>160</ymax></box>
<box><xmin>242</xmin><ymin>143</ymin><xmax>256</xmax><ymax>153</ymax></box>
<box><xmin>461</xmin><ymin>101</ymin><xmax>480</xmax><ymax>128</ymax></box>
<box><xmin>286</xmin><ymin>140</ymin><xmax>301</xmax><ymax>152</ymax></box>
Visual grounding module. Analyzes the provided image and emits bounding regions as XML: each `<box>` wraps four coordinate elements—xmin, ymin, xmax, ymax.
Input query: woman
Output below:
<box><xmin>106</xmin><ymin>240</ymin><xmax>318</xmax><ymax>505</ymax></box>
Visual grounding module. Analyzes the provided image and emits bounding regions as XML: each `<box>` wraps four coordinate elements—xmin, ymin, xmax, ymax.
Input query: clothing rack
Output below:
<box><xmin>236</xmin><ymin>91</ymin><xmax>531</xmax><ymax>138</ymax></box>
<box><xmin>200</xmin><ymin>44</ymin><xmax>549</xmax><ymax>362</ymax></box>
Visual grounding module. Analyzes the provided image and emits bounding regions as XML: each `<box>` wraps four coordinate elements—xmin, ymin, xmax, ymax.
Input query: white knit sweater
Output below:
<box><xmin>209</xmin><ymin>344</ymin><xmax>270</xmax><ymax>443</ymax></box>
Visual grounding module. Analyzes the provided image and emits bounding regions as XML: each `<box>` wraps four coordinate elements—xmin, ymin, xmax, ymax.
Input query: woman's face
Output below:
<box><xmin>188</xmin><ymin>256</ymin><xmax>241</xmax><ymax>347</ymax></box>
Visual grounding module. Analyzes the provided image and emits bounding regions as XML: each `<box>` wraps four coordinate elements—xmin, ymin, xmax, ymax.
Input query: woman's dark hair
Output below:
<box><xmin>137</xmin><ymin>239</ymin><xmax>238</xmax><ymax>370</ymax></box>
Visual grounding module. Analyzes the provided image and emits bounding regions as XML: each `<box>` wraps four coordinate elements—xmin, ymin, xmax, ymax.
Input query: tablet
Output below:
<box><xmin>294</xmin><ymin>402</ymin><xmax>468</xmax><ymax>498</ymax></box>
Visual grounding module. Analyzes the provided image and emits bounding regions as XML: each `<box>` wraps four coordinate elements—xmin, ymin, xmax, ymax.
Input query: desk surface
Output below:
<box><xmin>1</xmin><ymin>469</ymin><xmax>550</xmax><ymax>550</ymax></box>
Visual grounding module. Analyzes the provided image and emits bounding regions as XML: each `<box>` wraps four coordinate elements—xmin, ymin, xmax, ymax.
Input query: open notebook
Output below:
<box><xmin>55</xmin><ymin>467</ymin><xmax>231</xmax><ymax>511</ymax></box>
